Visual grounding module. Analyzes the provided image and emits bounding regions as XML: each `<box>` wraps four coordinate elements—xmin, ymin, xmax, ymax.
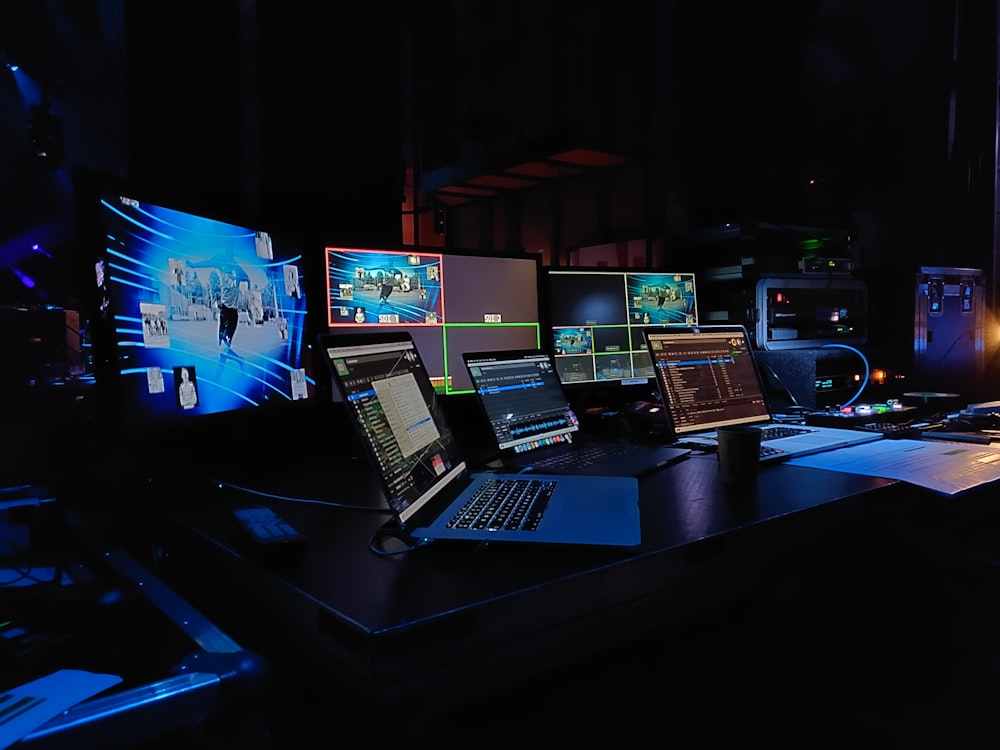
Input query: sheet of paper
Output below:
<box><xmin>785</xmin><ymin>438</ymin><xmax>1000</xmax><ymax>496</ymax></box>
<box><xmin>0</xmin><ymin>669</ymin><xmax>122</xmax><ymax>749</ymax></box>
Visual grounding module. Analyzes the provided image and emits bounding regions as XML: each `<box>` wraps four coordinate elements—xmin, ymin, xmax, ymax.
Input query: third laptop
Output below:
<box><xmin>642</xmin><ymin>324</ymin><xmax>882</xmax><ymax>461</ymax></box>
<box><xmin>463</xmin><ymin>348</ymin><xmax>690</xmax><ymax>476</ymax></box>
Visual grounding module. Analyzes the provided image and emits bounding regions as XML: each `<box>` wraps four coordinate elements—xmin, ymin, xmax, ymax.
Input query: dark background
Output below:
<box><xmin>1</xmin><ymin>0</ymin><xmax>997</xmax><ymax>399</ymax></box>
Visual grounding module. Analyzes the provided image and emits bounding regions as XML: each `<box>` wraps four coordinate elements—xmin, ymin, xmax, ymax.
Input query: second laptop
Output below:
<box><xmin>463</xmin><ymin>348</ymin><xmax>689</xmax><ymax>476</ymax></box>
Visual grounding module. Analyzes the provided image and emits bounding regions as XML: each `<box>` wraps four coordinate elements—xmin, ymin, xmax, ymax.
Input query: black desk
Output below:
<box><xmin>134</xmin><ymin>450</ymin><xmax>900</xmax><ymax>728</ymax></box>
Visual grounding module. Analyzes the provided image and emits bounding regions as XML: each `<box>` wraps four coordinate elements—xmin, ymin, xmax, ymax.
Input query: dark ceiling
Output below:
<box><xmin>0</xmin><ymin>0</ymin><xmax>995</xmax><ymax>308</ymax></box>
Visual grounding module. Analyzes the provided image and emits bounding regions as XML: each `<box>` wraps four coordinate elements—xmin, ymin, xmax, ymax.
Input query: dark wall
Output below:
<box><xmin>125</xmin><ymin>1</ymin><xmax>403</xmax><ymax>246</ymax></box>
<box><xmin>1</xmin><ymin>0</ymin><xmax>997</xmax><ymax>380</ymax></box>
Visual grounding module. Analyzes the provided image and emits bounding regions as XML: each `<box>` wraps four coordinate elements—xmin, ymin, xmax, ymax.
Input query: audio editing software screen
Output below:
<box><xmin>464</xmin><ymin>350</ymin><xmax>581</xmax><ymax>454</ymax></box>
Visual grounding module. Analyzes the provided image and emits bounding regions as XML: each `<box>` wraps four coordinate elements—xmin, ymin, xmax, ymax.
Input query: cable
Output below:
<box><xmin>0</xmin><ymin>539</ymin><xmax>52</xmax><ymax>587</ymax></box>
<box><xmin>922</xmin><ymin>331</ymin><xmax>971</xmax><ymax>368</ymax></box>
<box><xmin>213</xmin><ymin>480</ymin><xmax>394</xmax><ymax>513</ymax></box>
<box><xmin>213</xmin><ymin>480</ymin><xmax>431</xmax><ymax>555</ymax></box>
<box><xmin>761</xmin><ymin>361</ymin><xmax>800</xmax><ymax>408</ymax></box>
<box><xmin>368</xmin><ymin>522</ymin><xmax>433</xmax><ymax>556</ymax></box>
<box><xmin>821</xmin><ymin>343</ymin><xmax>870</xmax><ymax>407</ymax></box>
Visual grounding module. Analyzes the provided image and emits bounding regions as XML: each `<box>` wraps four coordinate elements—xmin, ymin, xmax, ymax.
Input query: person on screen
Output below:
<box><xmin>188</xmin><ymin>246</ymin><xmax>250</xmax><ymax>364</ymax></box>
<box><xmin>284</xmin><ymin>264</ymin><xmax>301</xmax><ymax>298</ymax></box>
<box><xmin>177</xmin><ymin>367</ymin><xmax>198</xmax><ymax>410</ymax></box>
<box><xmin>95</xmin><ymin>258</ymin><xmax>111</xmax><ymax>318</ymax></box>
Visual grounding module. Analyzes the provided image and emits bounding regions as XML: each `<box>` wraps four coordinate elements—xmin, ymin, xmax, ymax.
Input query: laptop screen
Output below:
<box><xmin>464</xmin><ymin>350</ymin><xmax>582</xmax><ymax>454</ymax></box>
<box><xmin>644</xmin><ymin>325</ymin><xmax>772</xmax><ymax>435</ymax></box>
<box><xmin>320</xmin><ymin>332</ymin><xmax>468</xmax><ymax>524</ymax></box>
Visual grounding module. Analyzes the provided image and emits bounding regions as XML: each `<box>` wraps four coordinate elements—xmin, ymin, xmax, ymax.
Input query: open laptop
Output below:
<box><xmin>318</xmin><ymin>330</ymin><xmax>642</xmax><ymax>547</ymax></box>
<box><xmin>642</xmin><ymin>324</ymin><xmax>883</xmax><ymax>462</ymax></box>
<box><xmin>462</xmin><ymin>348</ymin><xmax>690</xmax><ymax>476</ymax></box>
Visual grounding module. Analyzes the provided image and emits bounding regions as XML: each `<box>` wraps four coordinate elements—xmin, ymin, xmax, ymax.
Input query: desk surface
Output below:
<box><xmin>143</xmin><ymin>444</ymin><xmax>900</xmax><ymax>718</ymax></box>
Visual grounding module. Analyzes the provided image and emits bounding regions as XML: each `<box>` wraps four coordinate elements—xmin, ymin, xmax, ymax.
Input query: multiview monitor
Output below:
<box><xmin>544</xmin><ymin>268</ymin><xmax>698</xmax><ymax>394</ymax></box>
<box><xmin>93</xmin><ymin>191</ymin><xmax>315</xmax><ymax>428</ymax></box>
<box><xmin>325</xmin><ymin>247</ymin><xmax>542</xmax><ymax>394</ymax></box>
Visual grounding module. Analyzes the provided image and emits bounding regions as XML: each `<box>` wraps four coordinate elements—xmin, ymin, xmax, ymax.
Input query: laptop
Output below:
<box><xmin>642</xmin><ymin>324</ymin><xmax>883</xmax><ymax>462</ymax></box>
<box><xmin>462</xmin><ymin>348</ymin><xmax>690</xmax><ymax>476</ymax></box>
<box><xmin>318</xmin><ymin>330</ymin><xmax>642</xmax><ymax>547</ymax></box>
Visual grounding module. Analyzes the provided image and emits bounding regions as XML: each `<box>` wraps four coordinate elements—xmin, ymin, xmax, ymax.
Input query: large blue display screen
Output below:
<box><xmin>97</xmin><ymin>193</ymin><xmax>314</xmax><ymax>422</ymax></box>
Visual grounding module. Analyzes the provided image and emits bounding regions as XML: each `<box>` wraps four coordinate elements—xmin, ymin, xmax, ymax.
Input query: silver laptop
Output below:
<box><xmin>318</xmin><ymin>330</ymin><xmax>642</xmax><ymax>547</ymax></box>
<box><xmin>643</xmin><ymin>324</ymin><xmax>883</xmax><ymax>462</ymax></box>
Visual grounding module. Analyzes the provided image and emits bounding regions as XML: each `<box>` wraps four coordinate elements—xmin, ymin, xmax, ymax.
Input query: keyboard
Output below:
<box><xmin>446</xmin><ymin>477</ymin><xmax>556</xmax><ymax>532</ymax></box>
<box><xmin>857</xmin><ymin>422</ymin><xmax>923</xmax><ymax>439</ymax></box>
<box><xmin>675</xmin><ymin>425</ymin><xmax>810</xmax><ymax>458</ymax></box>
<box><xmin>528</xmin><ymin>442</ymin><xmax>638</xmax><ymax>471</ymax></box>
<box><xmin>672</xmin><ymin>439</ymin><xmax>785</xmax><ymax>458</ymax></box>
<box><xmin>757</xmin><ymin>425</ymin><xmax>811</xmax><ymax>458</ymax></box>
<box><xmin>759</xmin><ymin>425</ymin><xmax>812</xmax><ymax>441</ymax></box>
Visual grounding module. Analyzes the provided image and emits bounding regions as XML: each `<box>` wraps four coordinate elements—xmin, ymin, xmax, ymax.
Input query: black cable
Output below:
<box><xmin>761</xmin><ymin>361</ymin><xmax>800</xmax><ymax>408</ymax></box>
<box><xmin>922</xmin><ymin>332</ymin><xmax>972</xmax><ymax>369</ymax></box>
<box><xmin>0</xmin><ymin>564</ymin><xmax>50</xmax><ymax>587</ymax></box>
<box><xmin>213</xmin><ymin>480</ymin><xmax>394</xmax><ymax>513</ymax></box>
<box><xmin>213</xmin><ymin>480</ymin><xmax>432</xmax><ymax>555</ymax></box>
<box><xmin>368</xmin><ymin>521</ymin><xmax>432</xmax><ymax>556</ymax></box>
<box><xmin>0</xmin><ymin>539</ymin><xmax>49</xmax><ymax>587</ymax></box>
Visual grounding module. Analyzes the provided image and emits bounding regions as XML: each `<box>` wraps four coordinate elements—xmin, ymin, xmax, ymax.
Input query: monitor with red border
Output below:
<box><xmin>325</xmin><ymin>247</ymin><xmax>542</xmax><ymax>394</ymax></box>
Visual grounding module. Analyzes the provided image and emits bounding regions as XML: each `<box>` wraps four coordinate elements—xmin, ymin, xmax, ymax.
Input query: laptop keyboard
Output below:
<box><xmin>529</xmin><ymin>443</ymin><xmax>636</xmax><ymax>471</ymax></box>
<box><xmin>759</xmin><ymin>425</ymin><xmax>811</xmax><ymax>441</ymax></box>
<box><xmin>447</xmin><ymin>477</ymin><xmax>556</xmax><ymax>532</ymax></box>
<box><xmin>758</xmin><ymin>425</ymin><xmax>811</xmax><ymax>457</ymax></box>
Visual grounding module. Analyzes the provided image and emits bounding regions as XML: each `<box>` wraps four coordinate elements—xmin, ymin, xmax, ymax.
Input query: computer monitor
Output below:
<box><xmin>92</xmin><ymin>191</ymin><xmax>316</xmax><ymax>430</ymax></box>
<box><xmin>543</xmin><ymin>268</ymin><xmax>698</xmax><ymax>405</ymax></box>
<box><xmin>325</xmin><ymin>246</ymin><xmax>542</xmax><ymax>394</ymax></box>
